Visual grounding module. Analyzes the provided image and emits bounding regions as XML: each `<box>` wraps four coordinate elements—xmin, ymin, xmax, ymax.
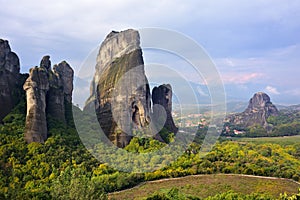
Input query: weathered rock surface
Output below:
<box><xmin>228</xmin><ymin>92</ymin><xmax>279</xmax><ymax>128</ymax></box>
<box><xmin>40</xmin><ymin>55</ymin><xmax>51</xmax><ymax>71</ymax></box>
<box><xmin>85</xmin><ymin>29</ymin><xmax>178</xmax><ymax>147</ymax></box>
<box><xmin>85</xmin><ymin>29</ymin><xmax>151</xmax><ymax>148</ymax></box>
<box><xmin>24</xmin><ymin>66</ymin><xmax>49</xmax><ymax>143</ymax></box>
<box><xmin>0</xmin><ymin>39</ymin><xmax>21</xmax><ymax>122</ymax></box>
<box><xmin>53</xmin><ymin>61</ymin><xmax>74</xmax><ymax>103</ymax></box>
<box><xmin>24</xmin><ymin>56</ymin><xmax>74</xmax><ymax>143</ymax></box>
<box><xmin>152</xmin><ymin>84</ymin><xmax>178</xmax><ymax>134</ymax></box>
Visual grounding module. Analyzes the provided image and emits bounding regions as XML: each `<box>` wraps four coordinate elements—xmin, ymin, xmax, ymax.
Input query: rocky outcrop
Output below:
<box><xmin>152</xmin><ymin>84</ymin><xmax>178</xmax><ymax>134</ymax></box>
<box><xmin>24</xmin><ymin>65</ymin><xmax>49</xmax><ymax>143</ymax></box>
<box><xmin>84</xmin><ymin>29</ymin><xmax>177</xmax><ymax>147</ymax></box>
<box><xmin>0</xmin><ymin>39</ymin><xmax>20</xmax><ymax>122</ymax></box>
<box><xmin>85</xmin><ymin>29</ymin><xmax>151</xmax><ymax>148</ymax></box>
<box><xmin>228</xmin><ymin>92</ymin><xmax>279</xmax><ymax>128</ymax></box>
<box><xmin>24</xmin><ymin>56</ymin><xmax>74</xmax><ymax>143</ymax></box>
<box><xmin>85</xmin><ymin>29</ymin><xmax>178</xmax><ymax>147</ymax></box>
<box><xmin>0</xmin><ymin>39</ymin><xmax>21</xmax><ymax>122</ymax></box>
<box><xmin>53</xmin><ymin>61</ymin><xmax>73</xmax><ymax>103</ymax></box>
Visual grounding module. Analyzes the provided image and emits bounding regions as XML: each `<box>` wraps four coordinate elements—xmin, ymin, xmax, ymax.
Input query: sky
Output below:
<box><xmin>1</xmin><ymin>0</ymin><xmax>299</xmax><ymax>105</ymax></box>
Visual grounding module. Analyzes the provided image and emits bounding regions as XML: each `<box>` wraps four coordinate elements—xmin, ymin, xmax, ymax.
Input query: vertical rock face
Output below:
<box><xmin>24</xmin><ymin>66</ymin><xmax>49</xmax><ymax>143</ymax></box>
<box><xmin>85</xmin><ymin>29</ymin><xmax>178</xmax><ymax>147</ymax></box>
<box><xmin>40</xmin><ymin>55</ymin><xmax>51</xmax><ymax>71</ymax></box>
<box><xmin>152</xmin><ymin>84</ymin><xmax>178</xmax><ymax>134</ymax></box>
<box><xmin>85</xmin><ymin>29</ymin><xmax>151</xmax><ymax>148</ymax></box>
<box><xmin>24</xmin><ymin>56</ymin><xmax>74</xmax><ymax>143</ymax></box>
<box><xmin>47</xmin><ymin>70</ymin><xmax>65</xmax><ymax>123</ymax></box>
<box><xmin>0</xmin><ymin>39</ymin><xmax>21</xmax><ymax>122</ymax></box>
<box><xmin>228</xmin><ymin>92</ymin><xmax>279</xmax><ymax>127</ymax></box>
<box><xmin>53</xmin><ymin>61</ymin><xmax>74</xmax><ymax>103</ymax></box>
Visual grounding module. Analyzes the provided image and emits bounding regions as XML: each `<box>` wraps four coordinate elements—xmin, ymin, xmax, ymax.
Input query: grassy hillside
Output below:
<box><xmin>109</xmin><ymin>174</ymin><xmax>300</xmax><ymax>200</ymax></box>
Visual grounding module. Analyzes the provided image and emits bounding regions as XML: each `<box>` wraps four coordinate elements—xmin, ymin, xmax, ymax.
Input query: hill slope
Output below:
<box><xmin>109</xmin><ymin>174</ymin><xmax>300</xmax><ymax>200</ymax></box>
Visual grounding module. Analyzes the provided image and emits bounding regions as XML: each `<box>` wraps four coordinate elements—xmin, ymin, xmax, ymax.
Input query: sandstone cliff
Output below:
<box><xmin>85</xmin><ymin>29</ymin><xmax>177</xmax><ymax>147</ymax></box>
<box><xmin>0</xmin><ymin>39</ymin><xmax>22</xmax><ymax>122</ymax></box>
<box><xmin>24</xmin><ymin>56</ymin><xmax>74</xmax><ymax>143</ymax></box>
<box><xmin>228</xmin><ymin>92</ymin><xmax>279</xmax><ymax>128</ymax></box>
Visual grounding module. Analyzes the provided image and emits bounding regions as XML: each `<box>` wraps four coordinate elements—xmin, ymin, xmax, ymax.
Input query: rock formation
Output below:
<box><xmin>85</xmin><ymin>29</ymin><xmax>177</xmax><ymax>147</ymax></box>
<box><xmin>53</xmin><ymin>61</ymin><xmax>74</xmax><ymax>103</ymax></box>
<box><xmin>24</xmin><ymin>56</ymin><xmax>74</xmax><ymax>143</ymax></box>
<box><xmin>85</xmin><ymin>29</ymin><xmax>151</xmax><ymax>148</ymax></box>
<box><xmin>228</xmin><ymin>92</ymin><xmax>279</xmax><ymax>128</ymax></box>
<box><xmin>152</xmin><ymin>84</ymin><xmax>178</xmax><ymax>134</ymax></box>
<box><xmin>0</xmin><ymin>39</ymin><xmax>22</xmax><ymax>122</ymax></box>
<box><xmin>23</xmin><ymin>64</ymin><xmax>49</xmax><ymax>143</ymax></box>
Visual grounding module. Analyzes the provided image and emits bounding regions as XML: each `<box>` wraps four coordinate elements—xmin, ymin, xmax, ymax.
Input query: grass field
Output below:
<box><xmin>232</xmin><ymin>135</ymin><xmax>300</xmax><ymax>145</ymax></box>
<box><xmin>109</xmin><ymin>174</ymin><xmax>300</xmax><ymax>200</ymax></box>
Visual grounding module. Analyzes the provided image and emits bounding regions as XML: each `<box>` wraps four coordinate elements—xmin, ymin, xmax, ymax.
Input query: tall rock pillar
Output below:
<box><xmin>23</xmin><ymin>64</ymin><xmax>50</xmax><ymax>143</ymax></box>
<box><xmin>85</xmin><ymin>29</ymin><xmax>151</xmax><ymax>148</ymax></box>
<box><xmin>152</xmin><ymin>84</ymin><xmax>178</xmax><ymax>134</ymax></box>
<box><xmin>24</xmin><ymin>56</ymin><xmax>74</xmax><ymax>143</ymax></box>
<box><xmin>0</xmin><ymin>39</ymin><xmax>21</xmax><ymax>122</ymax></box>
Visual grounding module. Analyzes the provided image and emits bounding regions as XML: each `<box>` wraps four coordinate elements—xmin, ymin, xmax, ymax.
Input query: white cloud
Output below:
<box><xmin>2</xmin><ymin>0</ymin><xmax>300</xmax><ymax>46</ymax></box>
<box><xmin>0</xmin><ymin>0</ymin><xmax>197</xmax><ymax>42</ymax></box>
<box><xmin>285</xmin><ymin>89</ymin><xmax>300</xmax><ymax>96</ymax></box>
<box><xmin>215</xmin><ymin>44</ymin><xmax>300</xmax><ymax>87</ymax></box>
<box><xmin>197</xmin><ymin>86</ymin><xmax>208</xmax><ymax>97</ymax></box>
<box><xmin>0</xmin><ymin>0</ymin><xmax>299</xmax><ymax>104</ymax></box>
<box><xmin>265</xmin><ymin>86</ymin><xmax>280</xmax><ymax>95</ymax></box>
<box><xmin>221</xmin><ymin>72</ymin><xmax>264</xmax><ymax>84</ymax></box>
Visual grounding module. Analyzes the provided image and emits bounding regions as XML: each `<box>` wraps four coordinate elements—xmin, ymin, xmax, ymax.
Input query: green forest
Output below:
<box><xmin>0</xmin><ymin>99</ymin><xmax>300</xmax><ymax>199</ymax></box>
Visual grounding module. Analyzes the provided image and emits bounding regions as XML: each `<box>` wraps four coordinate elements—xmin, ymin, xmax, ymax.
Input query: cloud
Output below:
<box><xmin>1</xmin><ymin>0</ymin><xmax>211</xmax><ymax>72</ymax></box>
<box><xmin>265</xmin><ymin>86</ymin><xmax>280</xmax><ymax>95</ymax></box>
<box><xmin>215</xmin><ymin>57</ymin><xmax>268</xmax><ymax>70</ymax></box>
<box><xmin>2</xmin><ymin>0</ymin><xmax>300</xmax><ymax>57</ymax></box>
<box><xmin>197</xmin><ymin>86</ymin><xmax>209</xmax><ymax>97</ymax></box>
<box><xmin>284</xmin><ymin>89</ymin><xmax>300</xmax><ymax>96</ymax></box>
<box><xmin>0</xmin><ymin>0</ymin><xmax>299</xmax><ymax>104</ymax></box>
<box><xmin>215</xmin><ymin>43</ymin><xmax>300</xmax><ymax>88</ymax></box>
<box><xmin>0</xmin><ymin>0</ymin><xmax>197</xmax><ymax>42</ymax></box>
<box><xmin>221</xmin><ymin>72</ymin><xmax>264</xmax><ymax>84</ymax></box>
